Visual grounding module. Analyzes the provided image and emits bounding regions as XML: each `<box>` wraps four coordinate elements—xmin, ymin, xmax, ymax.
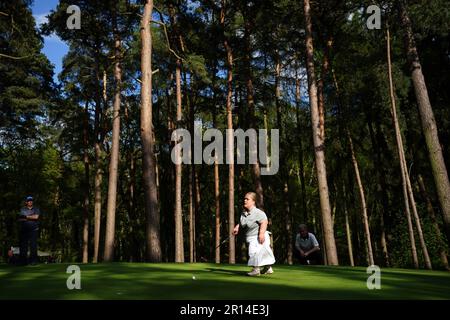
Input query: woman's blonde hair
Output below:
<box><xmin>245</xmin><ymin>192</ymin><xmax>258</xmax><ymax>205</ymax></box>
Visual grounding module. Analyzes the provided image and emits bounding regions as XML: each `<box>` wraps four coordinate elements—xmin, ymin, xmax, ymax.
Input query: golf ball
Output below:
<box><xmin>192</xmin><ymin>275</ymin><xmax>196</xmax><ymax>280</ymax></box>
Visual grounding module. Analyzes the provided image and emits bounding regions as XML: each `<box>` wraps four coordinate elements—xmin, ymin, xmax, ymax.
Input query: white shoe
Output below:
<box><xmin>247</xmin><ymin>268</ymin><xmax>260</xmax><ymax>276</ymax></box>
<box><xmin>261</xmin><ymin>266</ymin><xmax>273</xmax><ymax>274</ymax></box>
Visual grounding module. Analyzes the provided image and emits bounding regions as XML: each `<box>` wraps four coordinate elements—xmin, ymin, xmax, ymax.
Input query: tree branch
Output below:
<box><xmin>0</xmin><ymin>53</ymin><xmax>33</xmax><ymax>60</ymax></box>
<box><xmin>134</xmin><ymin>69</ymin><xmax>160</xmax><ymax>83</ymax></box>
<box><xmin>149</xmin><ymin>8</ymin><xmax>185</xmax><ymax>62</ymax></box>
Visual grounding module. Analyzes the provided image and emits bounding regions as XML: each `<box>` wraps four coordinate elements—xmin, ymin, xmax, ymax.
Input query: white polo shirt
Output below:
<box><xmin>295</xmin><ymin>232</ymin><xmax>319</xmax><ymax>251</ymax></box>
<box><xmin>240</xmin><ymin>206</ymin><xmax>268</xmax><ymax>239</ymax></box>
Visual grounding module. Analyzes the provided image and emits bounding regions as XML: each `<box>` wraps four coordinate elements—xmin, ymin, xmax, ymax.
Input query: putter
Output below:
<box><xmin>215</xmin><ymin>235</ymin><xmax>230</xmax><ymax>250</ymax></box>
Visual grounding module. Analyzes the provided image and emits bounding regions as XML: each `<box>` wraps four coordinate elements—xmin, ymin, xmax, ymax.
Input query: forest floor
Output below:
<box><xmin>0</xmin><ymin>263</ymin><xmax>449</xmax><ymax>299</ymax></box>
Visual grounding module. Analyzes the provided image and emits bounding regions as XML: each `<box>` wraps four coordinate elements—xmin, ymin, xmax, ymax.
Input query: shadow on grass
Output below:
<box><xmin>0</xmin><ymin>263</ymin><xmax>449</xmax><ymax>300</ymax></box>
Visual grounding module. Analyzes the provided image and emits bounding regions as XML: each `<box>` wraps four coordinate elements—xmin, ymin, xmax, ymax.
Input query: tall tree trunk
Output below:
<box><xmin>188</xmin><ymin>82</ymin><xmax>198</xmax><ymax>263</ymax></box>
<box><xmin>226</xmin><ymin>50</ymin><xmax>235</xmax><ymax>264</ymax></box>
<box><xmin>221</xmin><ymin>0</ymin><xmax>235</xmax><ymax>263</ymax></box>
<box><xmin>154</xmin><ymin>131</ymin><xmax>160</xmax><ymax>202</ymax></box>
<box><xmin>417</xmin><ymin>174</ymin><xmax>449</xmax><ymax>270</ymax></box>
<box><xmin>399</xmin><ymin>1</ymin><xmax>450</xmax><ymax>245</ymax></box>
<box><xmin>263</xmin><ymin>110</ymin><xmax>269</xmax><ymax>166</ymax></box>
<box><xmin>214</xmin><ymin>152</ymin><xmax>221</xmax><ymax>264</ymax></box>
<box><xmin>92</xmin><ymin>67</ymin><xmax>105</xmax><ymax>264</ymax></box>
<box><xmin>387</xmin><ymin>27</ymin><xmax>419</xmax><ymax>268</ymax></box>
<box><xmin>125</xmin><ymin>104</ymin><xmax>138</xmax><ymax>261</ymax></box>
<box><xmin>168</xmin><ymin>2</ymin><xmax>185</xmax><ymax>264</ymax></box>
<box><xmin>237</xmin><ymin>168</ymin><xmax>246</xmax><ymax>262</ymax></box>
<box><xmin>194</xmin><ymin>166</ymin><xmax>202</xmax><ymax>246</ymax></box>
<box><xmin>104</xmin><ymin>8</ymin><xmax>122</xmax><ymax>262</ymax></box>
<box><xmin>262</xmin><ymin>110</ymin><xmax>275</xmax><ymax>253</ymax></box>
<box><xmin>303</xmin><ymin>0</ymin><xmax>338</xmax><ymax>265</ymax></box>
<box><xmin>82</xmin><ymin>102</ymin><xmax>90</xmax><ymax>263</ymax></box>
<box><xmin>402</xmin><ymin>165</ymin><xmax>419</xmax><ymax>268</ymax></box>
<box><xmin>189</xmin><ymin>165</ymin><xmax>194</xmax><ymax>263</ymax></box>
<box><xmin>51</xmin><ymin>187</ymin><xmax>61</xmax><ymax>254</ymax></box>
<box><xmin>212</xmin><ymin>77</ymin><xmax>221</xmax><ymax>264</ymax></box>
<box><xmin>189</xmin><ymin>125</ymin><xmax>198</xmax><ymax>263</ymax></box>
<box><xmin>367</xmin><ymin>114</ymin><xmax>391</xmax><ymax>267</ymax></box>
<box><xmin>274</xmin><ymin>54</ymin><xmax>292</xmax><ymax>264</ymax></box>
<box><xmin>317</xmin><ymin>40</ymin><xmax>330</xmax><ymax>140</ymax></box>
<box><xmin>379</xmin><ymin>203</ymin><xmax>390</xmax><ymax>266</ymax></box>
<box><xmin>283</xmin><ymin>180</ymin><xmax>292</xmax><ymax>264</ymax></box>
<box><xmin>295</xmin><ymin>75</ymin><xmax>308</xmax><ymax>224</ymax></box>
<box><xmin>388</xmin><ymin>26</ymin><xmax>432</xmax><ymax>269</ymax></box>
<box><xmin>243</xmin><ymin>10</ymin><xmax>264</xmax><ymax>209</ymax></box>
<box><xmin>174</xmin><ymin>60</ymin><xmax>184</xmax><ymax>263</ymax></box>
<box><xmin>194</xmin><ymin>166</ymin><xmax>200</xmax><ymax>260</ymax></box>
<box><xmin>347</xmin><ymin>130</ymin><xmax>374</xmax><ymax>265</ymax></box>
<box><xmin>342</xmin><ymin>184</ymin><xmax>355</xmax><ymax>266</ymax></box>
<box><xmin>320</xmin><ymin>216</ymin><xmax>328</xmax><ymax>266</ymax></box>
<box><xmin>140</xmin><ymin>0</ymin><xmax>161</xmax><ymax>262</ymax></box>
<box><xmin>184</xmin><ymin>70</ymin><xmax>199</xmax><ymax>262</ymax></box>
<box><xmin>404</xmin><ymin>160</ymin><xmax>432</xmax><ymax>269</ymax></box>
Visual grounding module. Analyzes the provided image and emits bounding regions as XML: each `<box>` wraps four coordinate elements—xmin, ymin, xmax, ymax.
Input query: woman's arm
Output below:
<box><xmin>258</xmin><ymin>219</ymin><xmax>268</xmax><ymax>244</ymax></box>
<box><xmin>234</xmin><ymin>213</ymin><xmax>247</xmax><ymax>235</ymax></box>
<box><xmin>233</xmin><ymin>224</ymin><xmax>240</xmax><ymax>235</ymax></box>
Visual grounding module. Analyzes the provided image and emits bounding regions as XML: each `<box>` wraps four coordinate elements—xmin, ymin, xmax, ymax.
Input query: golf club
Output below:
<box><xmin>215</xmin><ymin>235</ymin><xmax>230</xmax><ymax>250</ymax></box>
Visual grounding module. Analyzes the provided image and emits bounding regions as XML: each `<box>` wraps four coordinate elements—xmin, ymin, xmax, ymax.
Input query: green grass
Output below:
<box><xmin>0</xmin><ymin>263</ymin><xmax>449</xmax><ymax>299</ymax></box>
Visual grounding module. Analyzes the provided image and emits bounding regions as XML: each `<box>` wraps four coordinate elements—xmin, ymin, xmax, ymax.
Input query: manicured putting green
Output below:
<box><xmin>0</xmin><ymin>263</ymin><xmax>449</xmax><ymax>299</ymax></box>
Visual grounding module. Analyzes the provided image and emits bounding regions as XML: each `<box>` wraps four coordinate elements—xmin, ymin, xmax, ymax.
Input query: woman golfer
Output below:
<box><xmin>233</xmin><ymin>192</ymin><xmax>276</xmax><ymax>276</ymax></box>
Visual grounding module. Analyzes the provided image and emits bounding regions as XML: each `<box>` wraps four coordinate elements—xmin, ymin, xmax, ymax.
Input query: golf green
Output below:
<box><xmin>0</xmin><ymin>263</ymin><xmax>449</xmax><ymax>299</ymax></box>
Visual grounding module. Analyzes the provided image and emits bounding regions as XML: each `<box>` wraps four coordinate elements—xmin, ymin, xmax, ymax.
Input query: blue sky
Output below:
<box><xmin>31</xmin><ymin>0</ymin><xmax>69</xmax><ymax>82</ymax></box>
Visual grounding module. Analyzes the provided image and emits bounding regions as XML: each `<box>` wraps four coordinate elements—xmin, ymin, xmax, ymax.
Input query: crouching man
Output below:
<box><xmin>295</xmin><ymin>224</ymin><xmax>321</xmax><ymax>265</ymax></box>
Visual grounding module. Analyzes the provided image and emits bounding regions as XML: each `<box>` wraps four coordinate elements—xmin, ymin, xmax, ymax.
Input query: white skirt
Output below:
<box><xmin>247</xmin><ymin>231</ymin><xmax>276</xmax><ymax>267</ymax></box>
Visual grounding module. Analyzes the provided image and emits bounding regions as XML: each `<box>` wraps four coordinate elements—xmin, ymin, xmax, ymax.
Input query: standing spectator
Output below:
<box><xmin>18</xmin><ymin>196</ymin><xmax>41</xmax><ymax>266</ymax></box>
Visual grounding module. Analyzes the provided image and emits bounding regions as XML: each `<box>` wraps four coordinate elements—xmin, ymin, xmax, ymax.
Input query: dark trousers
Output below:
<box><xmin>19</xmin><ymin>223</ymin><xmax>38</xmax><ymax>264</ymax></box>
<box><xmin>295</xmin><ymin>250</ymin><xmax>322</xmax><ymax>265</ymax></box>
